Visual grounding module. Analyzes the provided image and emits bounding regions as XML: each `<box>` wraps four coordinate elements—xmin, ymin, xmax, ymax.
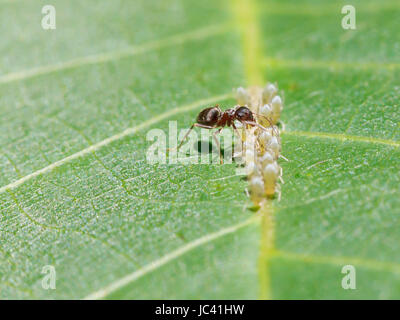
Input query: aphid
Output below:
<box><xmin>268</xmin><ymin>136</ymin><xmax>281</xmax><ymax>159</ymax></box>
<box><xmin>173</xmin><ymin>105</ymin><xmax>271</xmax><ymax>163</ymax></box>
<box><xmin>270</xmin><ymin>95</ymin><xmax>283</xmax><ymax>124</ymax></box>
<box><xmin>257</xmin><ymin>130</ymin><xmax>272</xmax><ymax>148</ymax></box>
<box><xmin>244</xmin><ymin>149</ymin><xmax>256</xmax><ymax>164</ymax></box>
<box><xmin>235</xmin><ymin>87</ymin><xmax>251</xmax><ymax>105</ymax></box>
<box><xmin>249</xmin><ymin>175</ymin><xmax>265</xmax><ymax>204</ymax></box>
<box><xmin>259</xmin><ymin>150</ymin><xmax>274</xmax><ymax>166</ymax></box>
<box><xmin>263</xmin><ymin>163</ymin><xmax>280</xmax><ymax>196</ymax></box>
<box><xmin>244</xmin><ymin>161</ymin><xmax>257</xmax><ymax>176</ymax></box>
<box><xmin>262</xmin><ymin>83</ymin><xmax>278</xmax><ymax>104</ymax></box>
<box><xmin>259</xmin><ymin>104</ymin><xmax>272</xmax><ymax>124</ymax></box>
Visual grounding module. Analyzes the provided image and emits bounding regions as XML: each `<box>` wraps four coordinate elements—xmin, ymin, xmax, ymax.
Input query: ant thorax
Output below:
<box><xmin>223</xmin><ymin>108</ymin><xmax>236</xmax><ymax>126</ymax></box>
<box><xmin>225</xmin><ymin>108</ymin><xmax>236</xmax><ymax>118</ymax></box>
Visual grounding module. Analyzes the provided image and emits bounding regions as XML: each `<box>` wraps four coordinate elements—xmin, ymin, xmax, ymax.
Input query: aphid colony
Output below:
<box><xmin>235</xmin><ymin>83</ymin><xmax>284</xmax><ymax>204</ymax></box>
<box><xmin>173</xmin><ymin>83</ymin><xmax>284</xmax><ymax>204</ymax></box>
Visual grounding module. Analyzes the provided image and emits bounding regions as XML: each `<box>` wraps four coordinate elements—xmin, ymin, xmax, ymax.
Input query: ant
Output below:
<box><xmin>170</xmin><ymin>105</ymin><xmax>275</xmax><ymax>164</ymax></box>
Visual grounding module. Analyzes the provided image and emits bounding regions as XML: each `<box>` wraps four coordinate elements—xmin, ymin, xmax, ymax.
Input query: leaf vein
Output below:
<box><xmin>0</xmin><ymin>94</ymin><xmax>231</xmax><ymax>194</ymax></box>
<box><xmin>0</xmin><ymin>24</ymin><xmax>230</xmax><ymax>85</ymax></box>
<box><xmin>283</xmin><ymin>130</ymin><xmax>400</xmax><ymax>147</ymax></box>
<box><xmin>274</xmin><ymin>250</ymin><xmax>400</xmax><ymax>275</ymax></box>
<box><xmin>263</xmin><ymin>57</ymin><xmax>400</xmax><ymax>71</ymax></box>
<box><xmin>83</xmin><ymin>216</ymin><xmax>259</xmax><ymax>300</ymax></box>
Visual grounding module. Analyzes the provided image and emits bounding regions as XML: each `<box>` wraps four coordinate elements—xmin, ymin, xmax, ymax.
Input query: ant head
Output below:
<box><xmin>235</xmin><ymin>106</ymin><xmax>254</xmax><ymax>122</ymax></box>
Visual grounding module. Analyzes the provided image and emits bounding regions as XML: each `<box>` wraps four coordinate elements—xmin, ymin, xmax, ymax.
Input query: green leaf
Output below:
<box><xmin>0</xmin><ymin>0</ymin><xmax>399</xmax><ymax>299</ymax></box>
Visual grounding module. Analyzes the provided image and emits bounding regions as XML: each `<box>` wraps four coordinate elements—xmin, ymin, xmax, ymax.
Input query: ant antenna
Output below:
<box><xmin>252</xmin><ymin>113</ymin><xmax>280</xmax><ymax>137</ymax></box>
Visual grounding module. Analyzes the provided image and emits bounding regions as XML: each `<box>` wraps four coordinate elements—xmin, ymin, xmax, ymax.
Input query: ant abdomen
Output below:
<box><xmin>196</xmin><ymin>106</ymin><xmax>221</xmax><ymax>126</ymax></box>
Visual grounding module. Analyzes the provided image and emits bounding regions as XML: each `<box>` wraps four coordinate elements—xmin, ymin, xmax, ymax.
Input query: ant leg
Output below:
<box><xmin>279</xmin><ymin>154</ymin><xmax>289</xmax><ymax>162</ymax></box>
<box><xmin>169</xmin><ymin>123</ymin><xmax>214</xmax><ymax>152</ymax></box>
<box><xmin>242</xmin><ymin>121</ymin><xmax>269</xmax><ymax>133</ymax></box>
<box><xmin>255</xmin><ymin>138</ymin><xmax>262</xmax><ymax>153</ymax></box>
<box><xmin>252</xmin><ymin>114</ymin><xmax>279</xmax><ymax>136</ymax></box>
<box><xmin>212</xmin><ymin>128</ymin><xmax>223</xmax><ymax>164</ymax></box>
<box><xmin>231</xmin><ymin>123</ymin><xmax>244</xmax><ymax>157</ymax></box>
<box><xmin>232</xmin><ymin>123</ymin><xmax>242</xmax><ymax>141</ymax></box>
<box><xmin>244</xmin><ymin>120</ymin><xmax>280</xmax><ymax>140</ymax></box>
<box><xmin>168</xmin><ymin>124</ymin><xmax>194</xmax><ymax>152</ymax></box>
<box><xmin>195</xmin><ymin>124</ymin><xmax>215</xmax><ymax>129</ymax></box>
<box><xmin>279</xmin><ymin>166</ymin><xmax>284</xmax><ymax>184</ymax></box>
<box><xmin>195</xmin><ymin>123</ymin><xmax>217</xmax><ymax>158</ymax></box>
<box><xmin>274</xmin><ymin>184</ymin><xmax>281</xmax><ymax>202</ymax></box>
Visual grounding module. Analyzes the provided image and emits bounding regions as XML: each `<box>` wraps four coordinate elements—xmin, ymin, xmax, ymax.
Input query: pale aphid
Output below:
<box><xmin>262</xmin><ymin>163</ymin><xmax>280</xmax><ymax>196</ymax></box>
<box><xmin>257</xmin><ymin>130</ymin><xmax>272</xmax><ymax>149</ymax></box>
<box><xmin>242</xmin><ymin>127</ymin><xmax>258</xmax><ymax>150</ymax></box>
<box><xmin>259</xmin><ymin>150</ymin><xmax>275</xmax><ymax>166</ymax></box>
<box><xmin>268</xmin><ymin>136</ymin><xmax>281</xmax><ymax>159</ymax></box>
<box><xmin>243</xmin><ymin>139</ymin><xmax>256</xmax><ymax>149</ymax></box>
<box><xmin>270</xmin><ymin>95</ymin><xmax>283</xmax><ymax>124</ymax></box>
<box><xmin>235</xmin><ymin>87</ymin><xmax>251</xmax><ymax>106</ymax></box>
<box><xmin>244</xmin><ymin>149</ymin><xmax>256</xmax><ymax>165</ymax></box>
<box><xmin>262</xmin><ymin>83</ymin><xmax>278</xmax><ymax>104</ymax></box>
<box><xmin>245</xmin><ymin>161</ymin><xmax>258</xmax><ymax>176</ymax></box>
<box><xmin>258</xmin><ymin>104</ymin><xmax>273</xmax><ymax>128</ymax></box>
<box><xmin>258</xmin><ymin>130</ymin><xmax>280</xmax><ymax>158</ymax></box>
<box><xmin>249</xmin><ymin>175</ymin><xmax>265</xmax><ymax>204</ymax></box>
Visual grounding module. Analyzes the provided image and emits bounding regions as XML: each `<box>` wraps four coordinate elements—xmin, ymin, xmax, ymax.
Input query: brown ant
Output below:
<box><xmin>170</xmin><ymin>105</ymin><xmax>275</xmax><ymax>164</ymax></box>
